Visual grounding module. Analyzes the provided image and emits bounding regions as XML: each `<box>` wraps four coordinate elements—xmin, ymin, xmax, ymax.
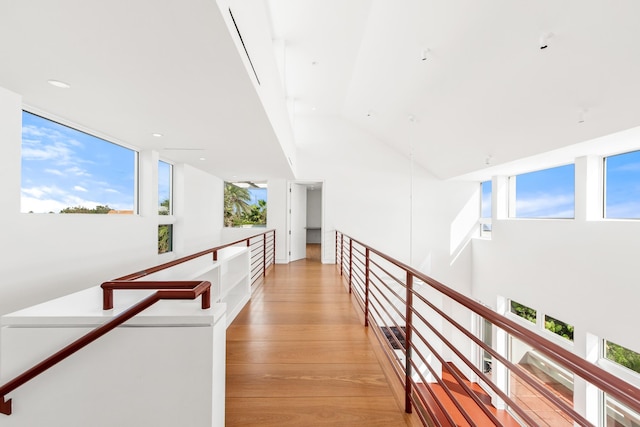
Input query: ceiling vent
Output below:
<box><xmin>229</xmin><ymin>8</ymin><xmax>261</xmax><ymax>85</ymax></box>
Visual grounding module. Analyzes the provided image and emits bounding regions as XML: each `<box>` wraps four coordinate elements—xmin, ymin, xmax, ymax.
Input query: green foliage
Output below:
<box><xmin>158</xmin><ymin>225</ymin><xmax>172</xmax><ymax>254</ymax></box>
<box><xmin>510</xmin><ymin>301</ymin><xmax>537</xmax><ymax>324</ymax></box>
<box><xmin>606</xmin><ymin>341</ymin><xmax>640</xmax><ymax>374</ymax></box>
<box><xmin>544</xmin><ymin>315</ymin><xmax>574</xmax><ymax>341</ymax></box>
<box><xmin>223</xmin><ymin>183</ymin><xmax>266</xmax><ymax>227</ymax></box>
<box><xmin>60</xmin><ymin>205</ymin><xmax>112</xmax><ymax>214</ymax></box>
<box><xmin>159</xmin><ymin>198</ymin><xmax>170</xmax><ymax>215</ymax></box>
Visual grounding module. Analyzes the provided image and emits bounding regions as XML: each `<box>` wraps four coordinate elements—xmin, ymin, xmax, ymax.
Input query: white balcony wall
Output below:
<box><xmin>0</xmin><ymin>86</ymin><xmax>224</xmax><ymax>319</ymax></box>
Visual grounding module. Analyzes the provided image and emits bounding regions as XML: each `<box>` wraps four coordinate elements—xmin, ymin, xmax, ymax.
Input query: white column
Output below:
<box><xmin>138</xmin><ymin>150</ymin><xmax>159</xmax><ymax>217</ymax></box>
<box><xmin>575</xmin><ymin>155</ymin><xmax>603</xmax><ymax>222</ymax></box>
<box><xmin>573</xmin><ymin>332</ymin><xmax>600</xmax><ymax>425</ymax></box>
<box><xmin>493</xmin><ymin>175</ymin><xmax>510</xmax><ymax>220</ymax></box>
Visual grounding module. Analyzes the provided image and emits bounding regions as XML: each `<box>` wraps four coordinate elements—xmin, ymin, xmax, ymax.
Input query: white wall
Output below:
<box><xmin>0</xmin><ymin>87</ymin><xmax>223</xmax><ymax>318</ymax></box>
<box><xmin>294</xmin><ymin>115</ymin><xmax>476</xmax><ymax>291</ymax></box>
<box><xmin>472</xmin><ymin>218</ymin><xmax>640</xmax><ymax>354</ymax></box>
<box><xmin>306</xmin><ymin>188</ymin><xmax>322</xmax><ymax>228</ymax></box>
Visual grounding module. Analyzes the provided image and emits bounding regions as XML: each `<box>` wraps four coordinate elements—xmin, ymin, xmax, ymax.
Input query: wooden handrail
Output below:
<box><xmin>0</xmin><ymin>280</ymin><xmax>211</xmax><ymax>416</ymax></box>
<box><xmin>336</xmin><ymin>230</ymin><xmax>640</xmax><ymax>422</ymax></box>
<box><xmin>0</xmin><ymin>229</ymin><xmax>276</xmax><ymax>416</ymax></box>
<box><xmin>118</xmin><ymin>230</ymin><xmax>275</xmax><ymax>281</ymax></box>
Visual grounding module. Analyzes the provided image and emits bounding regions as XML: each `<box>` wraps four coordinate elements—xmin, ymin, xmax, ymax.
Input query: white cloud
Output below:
<box><xmin>612</xmin><ymin>162</ymin><xmax>640</xmax><ymax>172</ymax></box>
<box><xmin>65</xmin><ymin>166</ymin><xmax>91</xmax><ymax>177</ymax></box>
<box><xmin>104</xmin><ymin>188</ymin><xmax>120</xmax><ymax>194</ymax></box>
<box><xmin>606</xmin><ymin>201</ymin><xmax>640</xmax><ymax>218</ymax></box>
<box><xmin>73</xmin><ymin>185</ymin><xmax>88</xmax><ymax>192</ymax></box>
<box><xmin>44</xmin><ymin>168</ymin><xmax>64</xmax><ymax>176</ymax></box>
<box><xmin>20</xmin><ymin>196</ymin><xmax>68</xmax><ymax>214</ymax></box>
<box><xmin>516</xmin><ymin>193</ymin><xmax>574</xmax><ymax>217</ymax></box>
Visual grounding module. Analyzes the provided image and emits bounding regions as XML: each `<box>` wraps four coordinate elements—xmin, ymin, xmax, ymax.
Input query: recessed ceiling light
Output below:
<box><xmin>152</xmin><ymin>133</ymin><xmax>163</xmax><ymax>137</ymax></box>
<box><xmin>311</xmin><ymin>106</ymin><xmax>317</xmax><ymax>111</ymax></box>
<box><xmin>47</xmin><ymin>79</ymin><xmax>71</xmax><ymax>89</ymax></box>
<box><xmin>199</xmin><ymin>157</ymin><xmax>206</xmax><ymax>161</ymax></box>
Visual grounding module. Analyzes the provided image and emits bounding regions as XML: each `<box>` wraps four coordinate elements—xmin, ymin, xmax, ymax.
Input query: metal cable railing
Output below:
<box><xmin>336</xmin><ymin>230</ymin><xmax>640</xmax><ymax>427</ymax></box>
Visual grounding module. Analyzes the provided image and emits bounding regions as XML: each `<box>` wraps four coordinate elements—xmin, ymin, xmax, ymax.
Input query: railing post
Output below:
<box><xmin>246</xmin><ymin>238</ymin><xmax>251</xmax><ymax>247</ymax></box>
<box><xmin>364</xmin><ymin>248</ymin><xmax>370</xmax><ymax>327</ymax></box>
<box><xmin>272</xmin><ymin>230</ymin><xmax>276</xmax><ymax>266</ymax></box>
<box><xmin>263</xmin><ymin>233</ymin><xmax>267</xmax><ymax>276</ymax></box>
<box><xmin>405</xmin><ymin>272</ymin><xmax>413</xmax><ymax>414</ymax></box>
<box><xmin>340</xmin><ymin>233</ymin><xmax>344</xmax><ymax>276</ymax></box>
<box><xmin>213</xmin><ymin>250</ymin><xmax>218</xmax><ymax>261</ymax></box>
<box><xmin>348</xmin><ymin>238</ymin><xmax>353</xmax><ymax>294</ymax></box>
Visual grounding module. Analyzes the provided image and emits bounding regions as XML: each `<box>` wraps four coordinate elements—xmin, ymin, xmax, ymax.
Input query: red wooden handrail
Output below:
<box><xmin>336</xmin><ymin>230</ymin><xmax>640</xmax><ymax>425</ymax></box>
<box><xmin>0</xmin><ymin>280</ymin><xmax>211</xmax><ymax>416</ymax></box>
<box><xmin>0</xmin><ymin>229</ymin><xmax>276</xmax><ymax>416</ymax></box>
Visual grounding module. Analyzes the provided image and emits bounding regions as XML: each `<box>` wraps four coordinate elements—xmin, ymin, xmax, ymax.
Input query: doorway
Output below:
<box><xmin>288</xmin><ymin>181</ymin><xmax>323</xmax><ymax>263</ymax></box>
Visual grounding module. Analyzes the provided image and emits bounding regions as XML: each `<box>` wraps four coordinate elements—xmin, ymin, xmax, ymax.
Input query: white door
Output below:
<box><xmin>289</xmin><ymin>183</ymin><xmax>307</xmax><ymax>261</ymax></box>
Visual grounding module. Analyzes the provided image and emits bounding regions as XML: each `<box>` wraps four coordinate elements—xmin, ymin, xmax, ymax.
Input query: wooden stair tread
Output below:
<box><xmin>415</xmin><ymin>363</ymin><xmax>520</xmax><ymax>427</ymax></box>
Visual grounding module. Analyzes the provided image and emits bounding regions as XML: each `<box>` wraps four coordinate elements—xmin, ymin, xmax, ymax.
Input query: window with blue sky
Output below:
<box><xmin>512</xmin><ymin>164</ymin><xmax>575</xmax><ymax>218</ymax></box>
<box><xmin>605</xmin><ymin>150</ymin><xmax>640</xmax><ymax>218</ymax></box>
<box><xmin>158</xmin><ymin>160</ymin><xmax>172</xmax><ymax>215</ymax></box>
<box><xmin>481</xmin><ymin>181</ymin><xmax>492</xmax><ymax>218</ymax></box>
<box><xmin>21</xmin><ymin>111</ymin><xmax>136</xmax><ymax>213</ymax></box>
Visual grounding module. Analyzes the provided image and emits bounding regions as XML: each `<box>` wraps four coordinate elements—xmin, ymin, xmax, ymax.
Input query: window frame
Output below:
<box><xmin>158</xmin><ymin>159</ymin><xmax>175</xmax><ymax>254</ymax></box>
<box><xmin>509</xmin><ymin>163</ymin><xmax>576</xmax><ymax>219</ymax></box>
<box><xmin>21</xmin><ymin>108</ymin><xmax>139</xmax><ymax>215</ymax></box>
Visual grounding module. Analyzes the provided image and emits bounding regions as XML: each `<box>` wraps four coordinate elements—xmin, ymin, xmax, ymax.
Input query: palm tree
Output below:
<box><xmin>224</xmin><ymin>183</ymin><xmax>251</xmax><ymax>226</ymax></box>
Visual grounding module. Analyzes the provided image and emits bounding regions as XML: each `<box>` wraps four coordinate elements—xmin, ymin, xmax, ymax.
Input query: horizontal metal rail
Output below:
<box><xmin>336</xmin><ymin>230</ymin><xmax>640</xmax><ymax>427</ymax></box>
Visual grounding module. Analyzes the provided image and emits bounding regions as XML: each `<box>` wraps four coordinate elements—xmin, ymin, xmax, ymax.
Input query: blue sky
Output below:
<box><xmin>481</xmin><ymin>155</ymin><xmax>640</xmax><ymax>219</ymax></box>
<box><xmin>21</xmin><ymin>111</ymin><xmax>640</xmax><ymax>218</ymax></box>
<box><xmin>606</xmin><ymin>150</ymin><xmax>640</xmax><ymax>218</ymax></box>
<box><xmin>248</xmin><ymin>187</ymin><xmax>267</xmax><ymax>205</ymax></box>
<box><xmin>158</xmin><ymin>160</ymin><xmax>171</xmax><ymax>212</ymax></box>
<box><xmin>21</xmin><ymin>111</ymin><xmax>135</xmax><ymax>213</ymax></box>
<box><xmin>515</xmin><ymin>164</ymin><xmax>575</xmax><ymax>218</ymax></box>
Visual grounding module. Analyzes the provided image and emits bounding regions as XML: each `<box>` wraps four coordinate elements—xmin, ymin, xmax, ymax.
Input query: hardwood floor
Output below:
<box><xmin>225</xmin><ymin>257</ymin><xmax>419</xmax><ymax>426</ymax></box>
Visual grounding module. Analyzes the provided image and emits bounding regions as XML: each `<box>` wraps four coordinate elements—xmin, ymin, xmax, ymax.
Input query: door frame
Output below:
<box><xmin>286</xmin><ymin>180</ymin><xmax>324</xmax><ymax>263</ymax></box>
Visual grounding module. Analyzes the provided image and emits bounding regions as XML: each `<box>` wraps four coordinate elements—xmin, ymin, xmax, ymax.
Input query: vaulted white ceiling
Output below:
<box><xmin>267</xmin><ymin>0</ymin><xmax>640</xmax><ymax>179</ymax></box>
<box><xmin>3</xmin><ymin>1</ymin><xmax>640</xmax><ymax>182</ymax></box>
<box><xmin>0</xmin><ymin>0</ymin><xmax>295</xmax><ymax>182</ymax></box>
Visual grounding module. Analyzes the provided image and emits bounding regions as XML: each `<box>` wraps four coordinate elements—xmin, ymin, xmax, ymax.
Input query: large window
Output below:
<box><xmin>480</xmin><ymin>181</ymin><xmax>492</xmax><ymax>237</ymax></box>
<box><xmin>158</xmin><ymin>161</ymin><xmax>173</xmax><ymax>253</ymax></box>
<box><xmin>21</xmin><ymin>111</ymin><xmax>136</xmax><ymax>214</ymax></box>
<box><xmin>605</xmin><ymin>150</ymin><xmax>640</xmax><ymax>219</ymax></box>
<box><xmin>158</xmin><ymin>160</ymin><xmax>172</xmax><ymax>215</ymax></box>
<box><xmin>511</xmin><ymin>164</ymin><xmax>575</xmax><ymax>218</ymax></box>
<box><xmin>224</xmin><ymin>181</ymin><xmax>267</xmax><ymax>227</ymax></box>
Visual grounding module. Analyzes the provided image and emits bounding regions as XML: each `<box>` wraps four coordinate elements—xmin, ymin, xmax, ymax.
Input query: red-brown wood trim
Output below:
<box><xmin>0</xmin><ymin>281</ymin><xmax>210</xmax><ymax>416</ymax></box>
<box><xmin>337</xmin><ymin>230</ymin><xmax>640</xmax><ymax>419</ymax></box>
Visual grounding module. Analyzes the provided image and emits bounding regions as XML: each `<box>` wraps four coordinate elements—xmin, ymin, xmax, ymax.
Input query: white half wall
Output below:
<box><xmin>0</xmin><ymin>86</ymin><xmax>223</xmax><ymax>318</ymax></box>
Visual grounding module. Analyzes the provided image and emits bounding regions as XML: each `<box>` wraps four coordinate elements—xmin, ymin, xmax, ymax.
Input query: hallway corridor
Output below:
<box><xmin>225</xmin><ymin>258</ymin><xmax>418</xmax><ymax>426</ymax></box>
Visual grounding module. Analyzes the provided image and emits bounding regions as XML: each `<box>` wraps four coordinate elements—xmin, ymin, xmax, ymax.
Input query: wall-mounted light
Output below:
<box><xmin>421</xmin><ymin>49</ymin><xmax>430</xmax><ymax>61</ymax></box>
<box><xmin>539</xmin><ymin>32</ymin><xmax>554</xmax><ymax>50</ymax></box>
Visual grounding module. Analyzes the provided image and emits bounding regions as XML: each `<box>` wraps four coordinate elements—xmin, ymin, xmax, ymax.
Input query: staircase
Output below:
<box><xmin>415</xmin><ymin>363</ymin><xmax>520</xmax><ymax>427</ymax></box>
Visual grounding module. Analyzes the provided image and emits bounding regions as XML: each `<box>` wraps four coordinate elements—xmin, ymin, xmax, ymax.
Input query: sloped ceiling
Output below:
<box><xmin>268</xmin><ymin>0</ymin><xmax>640</xmax><ymax>179</ymax></box>
<box><xmin>0</xmin><ymin>0</ymin><xmax>294</xmax><ymax>181</ymax></box>
<box><xmin>4</xmin><ymin>1</ymin><xmax>640</xmax><ymax>182</ymax></box>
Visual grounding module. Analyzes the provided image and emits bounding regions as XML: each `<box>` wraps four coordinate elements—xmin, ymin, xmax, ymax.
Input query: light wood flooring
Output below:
<box><xmin>225</xmin><ymin>252</ymin><xmax>419</xmax><ymax>426</ymax></box>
